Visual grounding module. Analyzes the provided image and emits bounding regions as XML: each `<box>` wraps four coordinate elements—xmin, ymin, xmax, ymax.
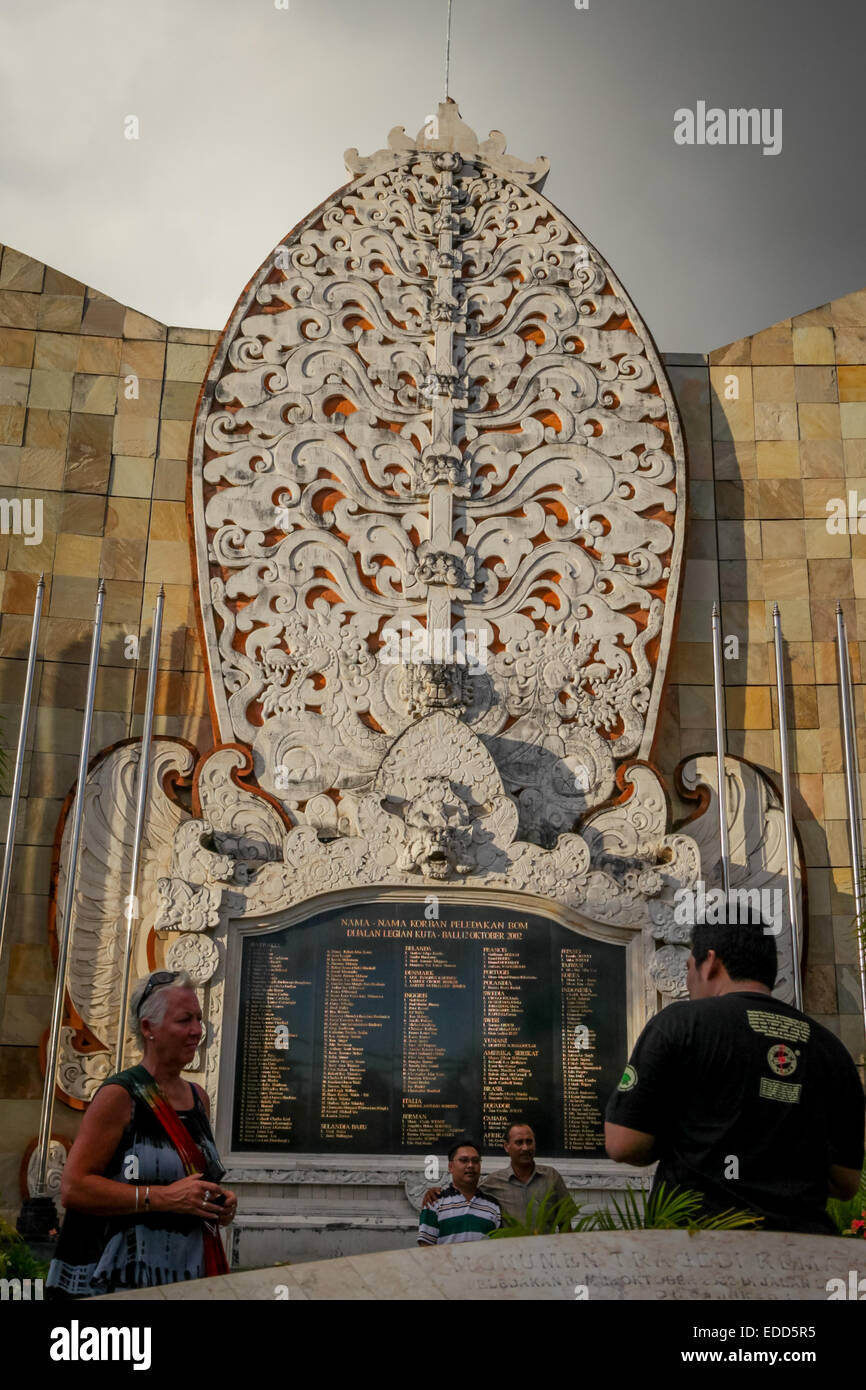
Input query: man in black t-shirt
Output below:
<box><xmin>604</xmin><ymin>917</ymin><xmax>865</xmax><ymax>1233</ymax></box>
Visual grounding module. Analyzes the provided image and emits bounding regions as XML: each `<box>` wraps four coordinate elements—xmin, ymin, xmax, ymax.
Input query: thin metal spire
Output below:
<box><xmin>445</xmin><ymin>0</ymin><xmax>453</xmax><ymax>101</ymax></box>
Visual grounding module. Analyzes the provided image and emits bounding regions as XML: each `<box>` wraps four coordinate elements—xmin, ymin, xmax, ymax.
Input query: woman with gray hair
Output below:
<box><xmin>46</xmin><ymin>969</ymin><xmax>237</xmax><ymax>1297</ymax></box>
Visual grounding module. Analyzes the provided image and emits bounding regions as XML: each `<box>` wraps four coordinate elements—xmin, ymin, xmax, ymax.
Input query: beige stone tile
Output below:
<box><xmin>807</xmin><ymin>556</ymin><xmax>853</xmax><ymax>599</ymax></box>
<box><xmin>99</xmin><ymin>579</ymin><xmax>144</xmax><ymax>625</ymax></box>
<box><xmin>124</xmin><ymin>307</ymin><xmax>167</xmax><ymax>341</ymax></box>
<box><xmin>711</xmin><ymin>392</ymin><xmax>754</xmax><ymax>444</ymax></box>
<box><xmin>66</xmin><ymin>413</ymin><xmax>113</xmax><ymax>492</ymax></box>
<box><xmin>752</xmin><ymin>365</ymin><xmax>795</xmax><ymax>401</ymax></box>
<box><xmin>149</xmin><ymin>499</ymin><xmax>187</xmax><ymax>542</ymax></box>
<box><xmin>726</xmin><ymin>685</ymin><xmax>772</xmax><ymax>728</ymax></box>
<box><xmin>802</xmin><ymin>477</ymin><xmax>847</xmax><ymax>520</ymax></box>
<box><xmin>0</xmin><ymin>366</ymin><xmax>30</xmax><ymax>406</ymax></box>
<box><xmin>144</xmin><ymin>539</ymin><xmax>191</xmax><ymax>584</ymax></box>
<box><xmin>713</xmin><ymin>440</ymin><xmax>755</xmax><ymax>479</ymax></box>
<box><xmin>81</xmin><ymin>296</ymin><xmax>125</xmax><ymax>337</ymax></box>
<box><xmin>843</xmin><ymin>440</ymin><xmax>866</xmax><ymax>475</ymax></box>
<box><xmin>60</xmin><ymin>492</ymin><xmax>106</xmax><ymax>534</ymax></box>
<box><xmin>110</xmin><ymin>455</ymin><xmax>154</xmax><ymax>498</ymax></box>
<box><xmin>0</xmin><ymin>405</ymin><xmax>25</xmax><ymax>445</ymax></box>
<box><xmin>765</xmin><ymin>598</ymin><xmax>811</xmax><ymax>640</ymax></box>
<box><xmin>753</xmin><ymin>441</ymin><xmax>797</xmax><ymax>478</ymax></box>
<box><xmin>792</xmin><ymin>326</ymin><xmax>835</xmax><ymax>365</ymax></box>
<box><xmin>165</xmin><ymin>342</ymin><xmax>211</xmax><ymax>384</ymax></box>
<box><xmin>804</xmin><ymin>517</ymin><xmax>850</xmax><ymax>558</ymax></box>
<box><xmin>112</xmin><ymin>414</ymin><xmax>158</xmax><ymax>457</ymax></box>
<box><xmin>0</xmin><ymin>248</ymin><xmax>44</xmax><ymax>293</ymax></box>
<box><xmin>100</xmin><ymin>536</ymin><xmax>146</xmax><ymax>580</ymax></box>
<box><xmin>707</xmin><ymin>337</ymin><xmax>750</xmax><ymax>366</ymax></box>
<box><xmin>762</xmin><ymin>558</ymin><xmax>807</xmax><ymax>598</ymax></box>
<box><xmin>798</xmin><ymin>403</ymin><xmax>841</xmax><ymax>439</ymax></box>
<box><xmin>761</xmin><ymin>520</ymin><xmax>805</xmax><ymax>557</ymax></box>
<box><xmin>6</xmin><ymin>941</ymin><xmax>54</xmax><ymax>993</ymax></box>
<box><xmin>688</xmin><ymin>480</ymin><xmax>715</xmax><ymax>518</ymax></box>
<box><xmin>756</xmin><ymin>480</ymin><xmax>803</xmax><ymax>518</ymax></box>
<box><xmin>71</xmin><ymin>372</ymin><xmax>117</xmax><ymax>415</ymax></box>
<box><xmin>793</xmin><ymin>304</ymin><xmax>833</xmax><ymax>328</ymax></box>
<box><xmin>76</xmin><ymin>335</ymin><xmax>122</xmax><ymax>375</ymax></box>
<box><xmin>120</xmin><ymin>338</ymin><xmax>166</xmax><ymax>380</ymax></box>
<box><xmin>27</xmin><ymin>367</ymin><xmax>73</xmax><ymax>410</ymax></box>
<box><xmin>794</xmin><ymin>366</ymin><xmax>838</xmax><ymax>402</ymax></box>
<box><xmin>716</xmin><ymin>519</ymin><xmax>760</xmax><ymax>559</ymax></box>
<box><xmin>841</xmin><ymin>403</ymin><xmax>866</xmax><ymax>438</ymax></box>
<box><xmin>161</xmin><ymin>379</ymin><xmax>199</xmax><ymax>420</ymax></box>
<box><xmin>838</xmin><ymin>365</ymin><xmax>866</xmax><ymax>402</ymax></box>
<box><xmin>0</xmin><ymin>290</ymin><xmax>39</xmax><ymax>329</ymax></box>
<box><xmin>158</xmin><ymin>418</ymin><xmax>192</xmax><ymax>460</ymax></box>
<box><xmin>47</xmin><ymin>574</ymin><xmax>103</xmax><ymax>619</ymax></box>
<box><xmin>754</xmin><ymin>402</ymin><xmax>797</xmax><ymax>440</ymax></box>
<box><xmin>116</xmin><ymin>377</ymin><xmax>161</xmax><ymax>416</ymax></box>
<box><xmin>801</xmin><ymin>438</ymin><xmax>843</xmax><ymax>477</ymax></box>
<box><xmin>36</xmin><ymin>294</ymin><xmax>83</xmax><ymax>332</ymax></box>
<box><xmin>32</xmin><ymin>331</ymin><xmax>78</xmax><ymax>371</ymax></box>
<box><xmin>53</xmin><ymin>532</ymin><xmax>102</xmax><ymax>575</ymax></box>
<box><xmin>684</xmin><ymin>441</ymin><xmax>714</xmax><ymax>478</ymax></box>
<box><xmin>167</xmin><ymin>326</ymin><xmax>215</xmax><ymax>346</ymax></box>
<box><xmin>153</xmin><ymin>457</ymin><xmax>186</xmax><ymax>501</ymax></box>
<box><xmin>43</xmin><ymin>266</ymin><xmax>85</xmax><ymax>295</ymax></box>
<box><xmin>24</xmin><ymin>407</ymin><xmax>68</xmax><ymax>450</ymax></box>
<box><xmin>0</xmin><ymin>328</ymin><xmax>35</xmax><ymax>368</ymax></box>
<box><xmin>750</xmin><ymin>324</ymin><xmax>794</xmax><ymax>365</ymax></box>
<box><xmin>105</xmin><ymin>496</ymin><xmax>150</xmax><ymax>539</ymax></box>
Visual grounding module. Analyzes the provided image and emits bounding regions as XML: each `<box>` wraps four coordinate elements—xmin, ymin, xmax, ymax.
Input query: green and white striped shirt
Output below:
<box><xmin>418</xmin><ymin>1184</ymin><xmax>501</xmax><ymax>1245</ymax></box>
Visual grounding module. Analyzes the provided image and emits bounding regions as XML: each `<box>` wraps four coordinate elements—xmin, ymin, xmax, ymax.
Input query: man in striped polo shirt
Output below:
<box><xmin>417</xmin><ymin>1140</ymin><xmax>502</xmax><ymax>1246</ymax></box>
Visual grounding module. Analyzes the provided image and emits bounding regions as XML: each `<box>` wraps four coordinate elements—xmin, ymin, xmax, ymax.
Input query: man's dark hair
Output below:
<box><xmin>448</xmin><ymin>1137</ymin><xmax>481</xmax><ymax>1162</ymax></box>
<box><xmin>691</xmin><ymin>911</ymin><xmax>777</xmax><ymax>990</ymax></box>
<box><xmin>503</xmin><ymin>1120</ymin><xmax>535</xmax><ymax>1143</ymax></box>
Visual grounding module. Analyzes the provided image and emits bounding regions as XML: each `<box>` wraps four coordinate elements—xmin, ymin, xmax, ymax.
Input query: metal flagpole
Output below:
<box><xmin>772</xmin><ymin>603</ymin><xmax>803</xmax><ymax>1009</ymax></box>
<box><xmin>0</xmin><ymin>574</ymin><xmax>44</xmax><ymax>975</ymax></box>
<box><xmin>34</xmin><ymin>579</ymin><xmax>106</xmax><ymax>1194</ymax></box>
<box><xmin>711</xmin><ymin>602</ymin><xmax>731</xmax><ymax>896</ymax></box>
<box><xmin>836</xmin><ymin>602</ymin><xmax>866</xmax><ymax>1042</ymax></box>
<box><xmin>115</xmin><ymin>586</ymin><xmax>164</xmax><ymax>1073</ymax></box>
<box><xmin>444</xmin><ymin>0</ymin><xmax>453</xmax><ymax>101</ymax></box>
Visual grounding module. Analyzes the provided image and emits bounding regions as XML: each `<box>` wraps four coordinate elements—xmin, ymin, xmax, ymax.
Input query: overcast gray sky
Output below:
<box><xmin>1</xmin><ymin>0</ymin><xmax>863</xmax><ymax>352</ymax></box>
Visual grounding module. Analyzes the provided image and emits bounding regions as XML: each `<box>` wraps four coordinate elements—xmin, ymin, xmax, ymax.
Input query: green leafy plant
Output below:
<box><xmin>488</xmin><ymin>1189</ymin><xmax>581</xmax><ymax>1238</ymax></box>
<box><xmin>828</xmin><ymin>1161</ymin><xmax>866</xmax><ymax>1239</ymax></box>
<box><xmin>578</xmin><ymin>1182</ymin><xmax>762</xmax><ymax>1232</ymax></box>
<box><xmin>487</xmin><ymin>1182</ymin><xmax>762</xmax><ymax>1238</ymax></box>
<box><xmin>0</xmin><ymin>1215</ymin><xmax>50</xmax><ymax>1280</ymax></box>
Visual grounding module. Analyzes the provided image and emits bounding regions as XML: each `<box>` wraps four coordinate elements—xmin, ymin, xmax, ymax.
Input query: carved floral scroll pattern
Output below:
<box><xmin>193</xmin><ymin>109</ymin><xmax>685</xmax><ymax>846</ymax></box>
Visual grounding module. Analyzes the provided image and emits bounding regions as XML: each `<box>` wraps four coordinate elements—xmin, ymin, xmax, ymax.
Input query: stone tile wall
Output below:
<box><xmin>660</xmin><ymin>290</ymin><xmax>866</xmax><ymax>1063</ymax></box>
<box><xmin>0</xmin><ymin>243</ymin><xmax>217</xmax><ymax>1214</ymax></box>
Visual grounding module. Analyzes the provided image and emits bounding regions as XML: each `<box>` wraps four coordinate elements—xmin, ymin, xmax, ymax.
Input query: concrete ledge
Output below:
<box><xmin>94</xmin><ymin>1230</ymin><xmax>864</xmax><ymax>1301</ymax></box>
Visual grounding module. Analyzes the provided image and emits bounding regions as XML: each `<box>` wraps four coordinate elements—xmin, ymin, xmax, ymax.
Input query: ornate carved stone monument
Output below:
<box><xmin>46</xmin><ymin>101</ymin><xmax>803</xmax><ymax>1263</ymax></box>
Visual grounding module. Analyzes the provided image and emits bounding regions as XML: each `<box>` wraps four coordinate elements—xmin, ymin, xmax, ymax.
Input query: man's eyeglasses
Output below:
<box><xmin>136</xmin><ymin>970</ymin><xmax>180</xmax><ymax>1017</ymax></box>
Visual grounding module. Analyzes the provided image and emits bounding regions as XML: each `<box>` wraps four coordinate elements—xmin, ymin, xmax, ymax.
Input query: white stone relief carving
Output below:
<box><xmin>26</xmin><ymin>1139</ymin><xmax>67</xmax><ymax>1204</ymax></box>
<box><xmin>190</xmin><ymin>98</ymin><xmax>685</xmax><ymax>849</ymax></box>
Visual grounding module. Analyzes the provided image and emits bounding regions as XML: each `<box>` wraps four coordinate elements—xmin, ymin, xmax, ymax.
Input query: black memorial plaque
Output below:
<box><xmin>232</xmin><ymin>903</ymin><xmax>627</xmax><ymax>1156</ymax></box>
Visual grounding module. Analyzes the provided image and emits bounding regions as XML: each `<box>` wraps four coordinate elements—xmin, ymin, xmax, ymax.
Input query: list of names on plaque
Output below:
<box><xmin>232</xmin><ymin>904</ymin><xmax>626</xmax><ymax>1156</ymax></box>
<box><xmin>482</xmin><ymin>946</ymin><xmax>542</xmax><ymax>1149</ymax></box>
<box><xmin>401</xmin><ymin>945</ymin><xmax>467</xmax><ymax>1147</ymax></box>
<box><xmin>320</xmin><ymin>949</ymin><xmax>390</xmax><ymax>1144</ymax></box>
<box><xmin>560</xmin><ymin>946</ymin><xmax>605</xmax><ymax>1151</ymax></box>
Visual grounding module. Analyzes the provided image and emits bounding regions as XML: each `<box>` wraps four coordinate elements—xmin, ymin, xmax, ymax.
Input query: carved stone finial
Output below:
<box><xmin>344</xmin><ymin>98</ymin><xmax>550</xmax><ymax>188</ymax></box>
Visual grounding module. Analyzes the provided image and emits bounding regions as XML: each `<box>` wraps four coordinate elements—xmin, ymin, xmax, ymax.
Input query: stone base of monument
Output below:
<box><xmin>93</xmin><ymin>1231</ymin><xmax>860</xmax><ymax>1301</ymax></box>
<box><xmin>218</xmin><ymin>1157</ymin><xmax>649</xmax><ymax>1268</ymax></box>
